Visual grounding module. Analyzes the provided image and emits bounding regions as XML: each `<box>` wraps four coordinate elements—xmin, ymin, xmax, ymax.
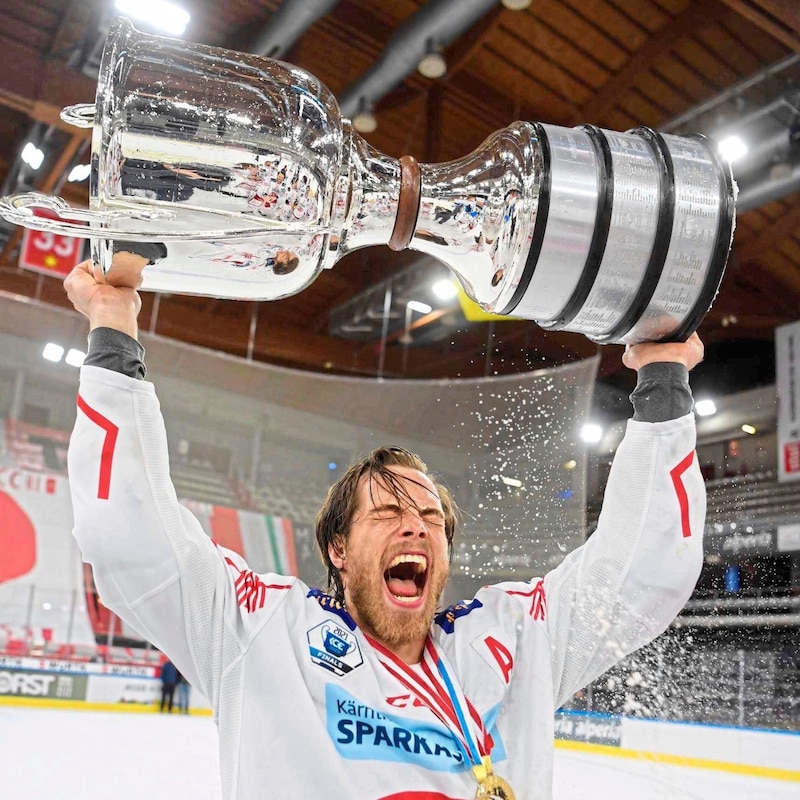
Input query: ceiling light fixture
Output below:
<box><xmin>418</xmin><ymin>40</ymin><xmax>447</xmax><ymax>79</ymax></box>
<box><xmin>741</xmin><ymin>424</ymin><xmax>757</xmax><ymax>435</ymax></box>
<box><xmin>501</xmin><ymin>0</ymin><xmax>532</xmax><ymax>9</ymax></box>
<box><xmin>352</xmin><ymin>99</ymin><xmax>377</xmax><ymax>134</ymax></box>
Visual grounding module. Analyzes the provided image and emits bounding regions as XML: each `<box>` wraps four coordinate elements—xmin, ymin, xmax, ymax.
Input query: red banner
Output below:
<box><xmin>18</xmin><ymin>211</ymin><xmax>84</xmax><ymax>277</ymax></box>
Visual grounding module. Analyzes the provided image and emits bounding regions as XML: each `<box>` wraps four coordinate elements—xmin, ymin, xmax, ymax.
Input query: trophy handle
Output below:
<box><xmin>0</xmin><ymin>193</ymin><xmax>175</xmax><ymax>239</ymax></box>
<box><xmin>60</xmin><ymin>104</ymin><xmax>96</xmax><ymax>129</ymax></box>
<box><xmin>0</xmin><ymin>193</ymin><xmax>331</xmax><ymax>242</ymax></box>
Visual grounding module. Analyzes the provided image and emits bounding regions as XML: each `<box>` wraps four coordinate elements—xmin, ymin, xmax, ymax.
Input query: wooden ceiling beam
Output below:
<box><xmin>718</xmin><ymin>0</ymin><xmax>800</xmax><ymax>50</ymax></box>
<box><xmin>581</xmin><ymin>1</ymin><xmax>730</xmax><ymax>124</ymax></box>
<box><xmin>444</xmin><ymin>5</ymin><xmax>505</xmax><ymax>77</ymax></box>
<box><xmin>0</xmin><ymin>39</ymin><xmax>96</xmax><ymax>136</ymax></box>
<box><xmin>424</xmin><ymin>85</ymin><xmax>443</xmax><ymax>163</ymax></box>
<box><xmin>707</xmin><ymin>202</ymin><xmax>800</xmax><ymax>313</ymax></box>
<box><xmin>311</xmin><ymin>0</ymin><xmax>534</xmax><ymax>132</ymax></box>
<box><xmin>39</xmin><ymin>134</ymin><xmax>86</xmax><ymax>194</ymax></box>
<box><xmin>736</xmin><ymin>202</ymin><xmax>800</xmax><ymax>265</ymax></box>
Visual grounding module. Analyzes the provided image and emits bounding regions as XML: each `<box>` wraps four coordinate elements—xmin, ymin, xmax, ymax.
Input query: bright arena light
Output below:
<box><xmin>65</xmin><ymin>349</ymin><xmax>86</xmax><ymax>368</ymax></box>
<box><xmin>114</xmin><ymin>0</ymin><xmax>191</xmax><ymax>35</ymax></box>
<box><xmin>742</xmin><ymin>424</ymin><xmax>757</xmax><ymax>435</ymax></box>
<box><xmin>694</xmin><ymin>399</ymin><xmax>717</xmax><ymax>417</ymax></box>
<box><xmin>42</xmin><ymin>343</ymin><xmax>64</xmax><ymax>362</ymax></box>
<box><xmin>580</xmin><ymin>423</ymin><xmax>603</xmax><ymax>444</ymax></box>
<box><xmin>432</xmin><ymin>279</ymin><xmax>458</xmax><ymax>300</ymax></box>
<box><xmin>68</xmin><ymin>163</ymin><xmax>92</xmax><ymax>182</ymax></box>
<box><xmin>21</xmin><ymin>142</ymin><xmax>45</xmax><ymax>170</ymax></box>
<box><xmin>407</xmin><ymin>300</ymin><xmax>432</xmax><ymax>314</ymax></box>
<box><xmin>717</xmin><ymin>135</ymin><xmax>748</xmax><ymax>163</ymax></box>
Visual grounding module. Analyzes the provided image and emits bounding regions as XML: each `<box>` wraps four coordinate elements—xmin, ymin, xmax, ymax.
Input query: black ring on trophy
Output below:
<box><xmin>591</xmin><ymin>126</ymin><xmax>676</xmax><ymax>344</ymax></box>
<box><xmin>499</xmin><ymin>122</ymin><xmax>552</xmax><ymax>316</ymax></box>
<box><xmin>538</xmin><ymin>124</ymin><xmax>615</xmax><ymax>330</ymax></box>
<box><xmin>667</xmin><ymin>133</ymin><xmax>736</xmax><ymax>343</ymax></box>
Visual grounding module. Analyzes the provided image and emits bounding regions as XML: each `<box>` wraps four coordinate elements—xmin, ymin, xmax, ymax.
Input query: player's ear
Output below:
<box><xmin>329</xmin><ymin>535</ymin><xmax>346</xmax><ymax>570</ymax></box>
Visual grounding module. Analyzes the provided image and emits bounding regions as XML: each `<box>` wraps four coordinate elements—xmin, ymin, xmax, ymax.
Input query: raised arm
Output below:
<box><xmin>545</xmin><ymin>333</ymin><xmax>706</xmax><ymax>709</ymax></box>
<box><xmin>64</xmin><ymin>260</ymin><xmax>290</xmax><ymax>708</ymax></box>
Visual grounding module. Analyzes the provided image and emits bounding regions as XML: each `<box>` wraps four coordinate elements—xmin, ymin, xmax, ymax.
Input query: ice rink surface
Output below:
<box><xmin>1</xmin><ymin>706</ymin><xmax>796</xmax><ymax>799</ymax></box>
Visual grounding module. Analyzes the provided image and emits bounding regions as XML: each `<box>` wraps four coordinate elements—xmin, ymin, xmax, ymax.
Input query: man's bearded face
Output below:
<box><xmin>334</xmin><ymin>466</ymin><xmax>450</xmax><ymax>652</ymax></box>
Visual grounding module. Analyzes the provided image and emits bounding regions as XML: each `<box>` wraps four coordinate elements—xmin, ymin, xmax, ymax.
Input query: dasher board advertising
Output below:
<box><xmin>776</xmin><ymin>320</ymin><xmax>800</xmax><ymax>482</ymax></box>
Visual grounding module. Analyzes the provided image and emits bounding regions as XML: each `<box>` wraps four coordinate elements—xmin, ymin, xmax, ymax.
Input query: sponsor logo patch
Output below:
<box><xmin>326</xmin><ymin>684</ymin><xmax>507</xmax><ymax>771</ymax></box>
<box><xmin>326</xmin><ymin>684</ymin><xmax>471</xmax><ymax>772</ymax></box>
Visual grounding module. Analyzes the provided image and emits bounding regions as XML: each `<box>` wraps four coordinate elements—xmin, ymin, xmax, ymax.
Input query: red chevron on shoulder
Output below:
<box><xmin>505</xmin><ymin>578</ymin><xmax>546</xmax><ymax>620</ymax></box>
<box><xmin>222</xmin><ymin>555</ymin><xmax>291</xmax><ymax>613</ymax></box>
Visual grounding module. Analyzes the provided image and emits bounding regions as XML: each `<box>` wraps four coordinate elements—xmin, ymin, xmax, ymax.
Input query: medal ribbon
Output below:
<box><xmin>365</xmin><ymin>633</ymin><xmax>492</xmax><ymax>771</ymax></box>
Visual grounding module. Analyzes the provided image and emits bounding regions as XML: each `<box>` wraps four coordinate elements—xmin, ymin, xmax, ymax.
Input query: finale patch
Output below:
<box><xmin>307</xmin><ymin>620</ymin><xmax>363</xmax><ymax>677</ymax></box>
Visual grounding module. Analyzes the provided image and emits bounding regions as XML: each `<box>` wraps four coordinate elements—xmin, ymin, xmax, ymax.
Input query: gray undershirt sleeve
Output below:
<box><xmin>84</xmin><ymin>327</ymin><xmax>147</xmax><ymax>380</ymax></box>
<box><xmin>629</xmin><ymin>362</ymin><xmax>693</xmax><ymax>423</ymax></box>
<box><xmin>84</xmin><ymin>327</ymin><xmax>693</xmax><ymax>423</ymax></box>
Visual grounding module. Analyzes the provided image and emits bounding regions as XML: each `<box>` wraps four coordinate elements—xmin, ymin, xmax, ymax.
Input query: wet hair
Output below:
<box><xmin>315</xmin><ymin>446</ymin><xmax>458</xmax><ymax>604</ymax></box>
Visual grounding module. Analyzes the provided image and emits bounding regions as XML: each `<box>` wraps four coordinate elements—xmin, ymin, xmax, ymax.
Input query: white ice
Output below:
<box><xmin>0</xmin><ymin>706</ymin><xmax>796</xmax><ymax>799</ymax></box>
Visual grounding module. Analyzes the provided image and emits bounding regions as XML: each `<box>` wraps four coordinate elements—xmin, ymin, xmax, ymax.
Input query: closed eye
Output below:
<box><xmin>371</xmin><ymin>504</ymin><xmax>402</xmax><ymax>520</ymax></box>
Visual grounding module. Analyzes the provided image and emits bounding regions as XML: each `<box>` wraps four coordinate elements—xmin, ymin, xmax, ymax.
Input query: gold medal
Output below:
<box><xmin>473</xmin><ymin>757</ymin><xmax>516</xmax><ymax>800</ymax></box>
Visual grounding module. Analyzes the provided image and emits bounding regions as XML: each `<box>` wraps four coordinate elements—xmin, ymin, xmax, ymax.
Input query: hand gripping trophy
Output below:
<box><xmin>0</xmin><ymin>18</ymin><xmax>735</xmax><ymax>345</ymax></box>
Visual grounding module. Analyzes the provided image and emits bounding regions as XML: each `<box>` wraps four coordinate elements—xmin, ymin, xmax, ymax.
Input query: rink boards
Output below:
<box><xmin>553</xmin><ymin>710</ymin><xmax>800</xmax><ymax>784</ymax></box>
<box><xmin>1</xmin><ymin>674</ymin><xmax>797</xmax><ymax>786</ymax></box>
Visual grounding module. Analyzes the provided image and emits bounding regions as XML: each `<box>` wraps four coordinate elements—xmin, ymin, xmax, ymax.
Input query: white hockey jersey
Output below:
<box><xmin>68</xmin><ymin>365</ymin><xmax>705</xmax><ymax>800</ymax></box>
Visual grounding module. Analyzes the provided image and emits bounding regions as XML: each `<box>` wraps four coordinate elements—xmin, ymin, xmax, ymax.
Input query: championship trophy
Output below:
<box><xmin>0</xmin><ymin>18</ymin><xmax>735</xmax><ymax>345</ymax></box>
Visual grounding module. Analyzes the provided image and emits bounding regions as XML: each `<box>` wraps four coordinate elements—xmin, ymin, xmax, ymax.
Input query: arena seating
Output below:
<box><xmin>2</xmin><ymin>419</ymin><xmax>69</xmax><ymax>474</ymax></box>
<box><xmin>705</xmin><ymin>469</ymin><xmax>800</xmax><ymax>523</ymax></box>
<box><xmin>169</xmin><ymin>462</ymin><xmax>241</xmax><ymax>508</ymax></box>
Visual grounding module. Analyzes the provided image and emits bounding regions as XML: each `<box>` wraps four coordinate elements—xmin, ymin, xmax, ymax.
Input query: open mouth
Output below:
<box><xmin>384</xmin><ymin>554</ymin><xmax>428</xmax><ymax>604</ymax></box>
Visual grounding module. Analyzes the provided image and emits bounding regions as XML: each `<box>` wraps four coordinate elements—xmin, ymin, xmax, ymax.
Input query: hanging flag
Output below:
<box><xmin>183</xmin><ymin>500</ymin><xmax>299</xmax><ymax>575</ymax></box>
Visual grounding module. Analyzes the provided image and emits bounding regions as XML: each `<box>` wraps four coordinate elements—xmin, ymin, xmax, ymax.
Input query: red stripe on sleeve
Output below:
<box><xmin>76</xmin><ymin>394</ymin><xmax>119</xmax><ymax>500</ymax></box>
<box><xmin>669</xmin><ymin>451</ymin><xmax>696</xmax><ymax>538</ymax></box>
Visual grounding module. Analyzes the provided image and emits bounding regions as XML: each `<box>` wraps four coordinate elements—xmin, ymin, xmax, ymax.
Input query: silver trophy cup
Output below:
<box><xmin>0</xmin><ymin>18</ymin><xmax>735</xmax><ymax>344</ymax></box>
